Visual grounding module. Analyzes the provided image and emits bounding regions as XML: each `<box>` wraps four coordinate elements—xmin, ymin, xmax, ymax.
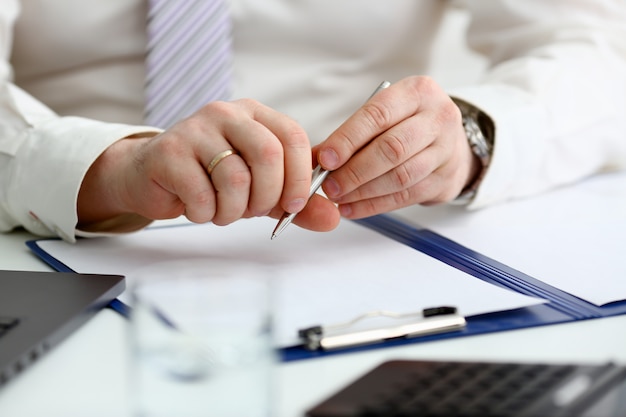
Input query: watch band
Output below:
<box><xmin>450</xmin><ymin>98</ymin><xmax>494</xmax><ymax>205</ymax></box>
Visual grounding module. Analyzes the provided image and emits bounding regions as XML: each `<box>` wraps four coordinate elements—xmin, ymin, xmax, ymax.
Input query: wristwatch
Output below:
<box><xmin>450</xmin><ymin>98</ymin><xmax>494</xmax><ymax>205</ymax></box>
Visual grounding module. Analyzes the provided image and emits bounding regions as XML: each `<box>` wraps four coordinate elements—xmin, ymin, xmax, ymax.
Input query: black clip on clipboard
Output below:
<box><xmin>298</xmin><ymin>306</ymin><xmax>466</xmax><ymax>351</ymax></box>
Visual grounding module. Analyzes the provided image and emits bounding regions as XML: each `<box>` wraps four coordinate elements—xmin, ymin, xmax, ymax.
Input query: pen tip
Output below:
<box><xmin>271</xmin><ymin>217</ymin><xmax>291</xmax><ymax>240</ymax></box>
<box><xmin>271</xmin><ymin>228</ymin><xmax>283</xmax><ymax>240</ymax></box>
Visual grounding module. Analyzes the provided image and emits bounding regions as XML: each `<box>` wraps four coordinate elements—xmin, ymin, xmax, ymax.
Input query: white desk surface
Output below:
<box><xmin>1</xmin><ymin>228</ymin><xmax>626</xmax><ymax>417</ymax></box>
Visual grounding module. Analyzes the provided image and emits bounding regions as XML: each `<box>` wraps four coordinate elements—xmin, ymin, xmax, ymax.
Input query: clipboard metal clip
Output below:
<box><xmin>298</xmin><ymin>306</ymin><xmax>466</xmax><ymax>351</ymax></box>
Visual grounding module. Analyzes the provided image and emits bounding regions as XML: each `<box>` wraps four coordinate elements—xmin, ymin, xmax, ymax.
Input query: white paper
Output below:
<box><xmin>37</xmin><ymin>216</ymin><xmax>545</xmax><ymax>347</ymax></box>
<box><xmin>394</xmin><ymin>172</ymin><xmax>626</xmax><ymax>306</ymax></box>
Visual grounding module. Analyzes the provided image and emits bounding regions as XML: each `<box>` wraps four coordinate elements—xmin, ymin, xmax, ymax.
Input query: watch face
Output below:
<box><xmin>463</xmin><ymin>116</ymin><xmax>491</xmax><ymax>162</ymax></box>
<box><xmin>451</xmin><ymin>98</ymin><xmax>494</xmax><ymax>204</ymax></box>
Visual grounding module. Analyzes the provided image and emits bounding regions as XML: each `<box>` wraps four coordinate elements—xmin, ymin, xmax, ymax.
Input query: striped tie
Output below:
<box><xmin>144</xmin><ymin>0</ymin><xmax>233</xmax><ymax>129</ymax></box>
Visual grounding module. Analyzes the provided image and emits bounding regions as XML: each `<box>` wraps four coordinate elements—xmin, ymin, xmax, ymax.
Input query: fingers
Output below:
<box><xmin>114</xmin><ymin>76</ymin><xmax>474</xmax><ymax>232</ymax></box>
<box><xmin>132</xmin><ymin>127</ymin><xmax>225</xmax><ymax>223</ymax></box>
<box><xmin>268</xmin><ymin>193</ymin><xmax>341</xmax><ymax>233</ymax></box>
<box><xmin>317</xmin><ymin>76</ymin><xmax>473</xmax><ymax>218</ymax></box>
<box><xmin>322</xmin><ymin>112</ymin><xmax>437</xmax><ymax>200</ymax></box>
<box><xmin>128</xmin><ymin>99</ymin><xmax>313</xmax><ymax>227</ymax></box>
<box><xmin>201</xmin><ymin>102</ymin><xmax>283</xmax><ymax>223</ymax></box>
<box><xmin>211</xmin><ymin>99</ymin><xmax>312</xmax><ymax>219</ymax></box>
<box><xmin>317</xmin><ymin>77</ymin><xmax>429</xmax><ymax>172</ymax></box>
<box><xmin>241</xmin><ymin>103</ymin><xmax>312</xmax><ymax>215</ymax></box>
<box><xmin>202</xmin><ymin>149</ymin><xmax>251</xmax><ymax>225</ymax></box>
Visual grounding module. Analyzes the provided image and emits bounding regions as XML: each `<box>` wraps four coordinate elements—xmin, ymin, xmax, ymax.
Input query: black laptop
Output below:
<box><xmin>307</xmin><ymin>359</ymin><xmax>626</xmax><ymax>417</ymax></box>
<box><xmin>0</xmin><ymin>269</ymin><xmax>124</xmax><ymax>387</ymax></box>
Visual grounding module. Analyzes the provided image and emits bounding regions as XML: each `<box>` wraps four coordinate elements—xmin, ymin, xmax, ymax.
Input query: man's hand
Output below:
<box><xmin>315</xmin><ymin>76</ymin><xmax>480</xmax><ymax>218</ymax></box>
<box><xmin>78</xmin><ymin>99</ymin><xmax>340</xmax><ymax>233</ymax></box>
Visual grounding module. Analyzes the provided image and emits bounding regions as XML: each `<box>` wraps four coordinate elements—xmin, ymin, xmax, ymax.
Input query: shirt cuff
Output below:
<box><xmin>447</xmin><ymin>84</ymin><xmax>546</xmax><ymax>210</ymax></box>
<box><xmin>8</xmin><ymin>116</ymin><xmax>161</xmax><ymax>242</ymax></box>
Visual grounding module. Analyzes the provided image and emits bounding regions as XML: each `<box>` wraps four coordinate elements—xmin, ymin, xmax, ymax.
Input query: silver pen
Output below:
<box><xmin>271</xmin><ymin>80</ymin><xmax>391</xmax><ymax>240</ymax></box>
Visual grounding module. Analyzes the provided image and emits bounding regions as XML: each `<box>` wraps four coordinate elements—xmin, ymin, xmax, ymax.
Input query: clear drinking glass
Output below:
<box><xmin>128</xmin><ymin>259</ymin><xmax>276</xmax><ymax>417</ymax></box>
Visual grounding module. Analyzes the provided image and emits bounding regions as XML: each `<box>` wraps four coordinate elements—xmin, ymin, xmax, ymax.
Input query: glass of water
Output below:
<box><xmin>128</xmin><ymin>259</ymin><xmax>276</xmax><ymax>417</ymax></box>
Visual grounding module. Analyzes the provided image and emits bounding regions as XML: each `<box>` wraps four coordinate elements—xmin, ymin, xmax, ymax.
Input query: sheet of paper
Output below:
<box><xmin>394</xmin><ymin>172</ymin><xmax>626</xmax><ymax>306</ymax></box>
<box><xmin>36</xmin><ymin>216</ymin><xmax>545</xmax><ymax>347</ymax></box>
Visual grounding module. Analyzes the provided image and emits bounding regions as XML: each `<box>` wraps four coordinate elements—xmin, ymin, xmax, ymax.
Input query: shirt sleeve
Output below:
<box><xmin>449</xmin><ymin>0</ymin><xmax>626</xmax><ymax>209</ymax></box>
<box><xmin>1</xmin><ymin>2</ymin><xmax>160</xmax><ymax>242</ymax></box>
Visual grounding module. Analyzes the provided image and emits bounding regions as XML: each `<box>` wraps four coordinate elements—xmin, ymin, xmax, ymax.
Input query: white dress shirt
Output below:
<box><xmin>2</xmin><ymin>0</ymin><xmax>626</xmax><ymax>241</ymax></box>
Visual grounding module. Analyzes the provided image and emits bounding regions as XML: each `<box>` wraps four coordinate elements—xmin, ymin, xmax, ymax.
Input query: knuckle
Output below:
<box><xmin>390</xmin><ymin>155</ymin><xmax>433</xmax><ymax>192</ymax></box>
<box><xmin>286</xmin><ymin>127</ymin><xmax>310</xmax><ymax>149</ymax></box>
<box><xmin>236</xmin><ymin>98</ymin><xmax>269</xmax><ymax>117</ymax></box>
<box><xmin>236</xmin><ymin>97</ymin><xmax>260</xmax><ymax>107</ymax></box>
<box><xmin>155</xmin><ymin>132</ymin><xmax>187</xmax><ymax>159</ymax></box>
<box><xmin>409</xmin><ymin>75</ymin><xmax>438</xmax><ymax>96</ymax></box>
<box><xmin>201</xmin><ymin>100</ymin><xmax>243</xmax><ymax>121</ymax></box>
<box><xmin>379</xmin><ymin>132</ymin><xmax>408</xmax><ymax>165</ymax></box>
<box><xmin>228</xmin><ymin>97</ymin><xmax>259</xmax><ymax>112</ymax></box>
<box><xmin>358</xmin><ymin>198</ymin><xmax>378</xmax><ymax>216</ymax></box>
<box><xmin>275</xmin><ymin>120</ymin><xmax>310</xmax><ymax>154</ymax></box>
<box><xmin>193</xmin><ymin>189</ymin><xmax>217</xmax><ymax>212</ymax></box>
<box><xmin>391</xmin><ymin>163</ymin><xmax>415</xmax><ymax>189</ymax></box>
<box><xmin>256</xmin><ymin>140</ymin><xmax>283</xmax><ymax>165</ymax></box>
<box><xmin>184</xmin><ymin>195</ymin><xmax>216</xmax><ymax>224</ymax></box>
<box><xmin>248</xmin><ymin>199</ymin><xmax>274</xmax><ymax>217</ymax></box>
<box><xmin>290</xmin><ymin>174</ymin><xmax>311</xmax><ymax>189</ymax></box>
<box><xmin>343</xmin><ymin>164</ymin><xmax>368</xmax><ymax>189</ymax></box>
<box><xmin>406</xmin><ymin>76</ymin><xmax>451</xmax><ymax>116</ymax></box>
<box><xmin>329</xmin><ymin>129</ymin><xmax>358</xmax><ymax>154</ymax></box>
<box><xmin>362</xmin><ymin>101</ymin><xmax>393</xmax><ymax>131</ymax></box>
<box><xmin>175</xmin><ymin>113</ymin><xmax>210</xmax><ymax>138</ymax></box>
<box><xmin>224</xmin><ymin>167</ymin><xmax>252</xmax><ymax>190</ymax></box>
<box><xmin>211</xmin><ymin>215</ymin><xmax>235</xmax><ymax>226</ymax></box>
<box><xmin>438</xmin><ymin>99</ymin><xmax>463</xmax><ymax>128</ymax></box>
<box><xmin>392</xmin><ymin>188</ymin><xmax>414</xmax><ymax>207</ymax></box>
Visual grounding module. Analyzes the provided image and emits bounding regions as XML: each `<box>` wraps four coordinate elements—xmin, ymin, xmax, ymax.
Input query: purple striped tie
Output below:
<box><xmin>144</xmin><ymin>0</ymin><xmax>233</xmax><ymax>129</ymax></box>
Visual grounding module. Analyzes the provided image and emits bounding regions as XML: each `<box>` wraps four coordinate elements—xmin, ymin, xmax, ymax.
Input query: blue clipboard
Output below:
<box><xmin>26</xmin><ymin>213</ymin><xmax>626</xmax><ymax>363</ymax></box>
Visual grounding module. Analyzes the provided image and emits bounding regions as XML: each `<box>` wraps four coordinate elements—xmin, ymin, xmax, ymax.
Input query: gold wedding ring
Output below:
<box><xmin>207</xmin><ymin>149</ymin><xmax>238</xmax><ymax>175</ymax></box>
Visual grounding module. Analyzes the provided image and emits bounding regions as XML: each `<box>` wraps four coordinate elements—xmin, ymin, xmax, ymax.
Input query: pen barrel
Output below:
<box><xmin>309</xmin><ymin>166</ymin><xmax>329</xmax><ymax>198</ymax></box>
<box><xmin>271</xmin><ymin>80</ymin><xmax>390</xmax><ymax>239</ymax></box>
